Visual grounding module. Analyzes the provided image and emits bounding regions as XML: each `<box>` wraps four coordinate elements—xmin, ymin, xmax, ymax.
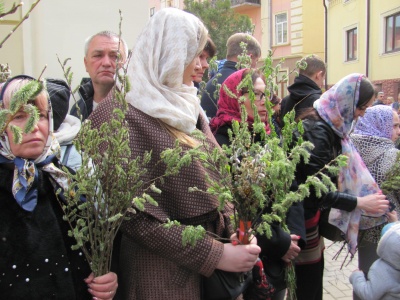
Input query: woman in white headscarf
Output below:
<box><xmin>89</xmin><ymin>8</ymin><xmax>260</xmax><ymax>299</ymax></box>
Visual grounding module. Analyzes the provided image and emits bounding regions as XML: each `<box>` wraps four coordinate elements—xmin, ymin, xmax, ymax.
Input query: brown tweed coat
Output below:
<box><xmin>89</xmin><ymin>97</ymin><xmax>234</xmax><ymax>299</ymax></box>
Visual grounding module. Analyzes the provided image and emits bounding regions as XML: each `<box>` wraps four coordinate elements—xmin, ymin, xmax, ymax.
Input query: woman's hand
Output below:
<box><xmin>85</xmin><ymin>272</ymin><xmax>118</xmax><ymax>300</ymax></box>
<box><xmin>356</xmin><ymin>193</ymin><xmax>389</xmax><ymax>215</ymax></box>
<box><xmin>217</xmin><ymin>239</ymin><xmax>261</xmax><ymax>272</ymax></box>
<box><xmin>386</xmin><ymin>210</ymin><xmax>398</xmax><ymax>223</ymax></box>
<box><xmin>281</xmin><ymin>235</ymin><xmax>301</xmax><ymax>263</ymax></box>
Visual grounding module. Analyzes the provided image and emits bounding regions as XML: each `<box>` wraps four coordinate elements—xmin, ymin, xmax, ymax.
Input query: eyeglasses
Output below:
<box><xmin>254</xmin><ymin>92</ymin><xmax>265</xmax><ymax>102</ymax></box>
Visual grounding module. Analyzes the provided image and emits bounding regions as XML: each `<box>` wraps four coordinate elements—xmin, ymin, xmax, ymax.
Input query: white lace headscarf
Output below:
<box><xmin>126</xmin><ymin>8</ymin><xmax>208</xmax><ymax>134</ymax></box>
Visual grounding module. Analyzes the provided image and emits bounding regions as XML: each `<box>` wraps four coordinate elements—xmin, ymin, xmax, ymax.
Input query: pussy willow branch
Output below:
<box><xmin>0</xmin><ymin>1</ymin><xmax>22</xmax><ymax>19</ymax></box>
<box><xmin>0</xmin><ymin>0</ymin><xmax>42</xmax><ymax>49</ymax></box>
<box><xmin>37</xmin><ymin>65</ymin><xmax>47</xmax><ymax>81</ymax></box>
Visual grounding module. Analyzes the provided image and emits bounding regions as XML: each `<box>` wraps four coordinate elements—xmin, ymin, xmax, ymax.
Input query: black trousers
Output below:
<box><xmin>294</xmin><ymin>253</ymin><xmax>324</xmax><ymax>300</ymax></box>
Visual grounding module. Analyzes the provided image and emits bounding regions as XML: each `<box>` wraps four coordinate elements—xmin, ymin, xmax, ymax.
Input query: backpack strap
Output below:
<box><xmin>62</xmin><ymin>144</ymin><xmax>73</xmax><ymax>166</ymax></box>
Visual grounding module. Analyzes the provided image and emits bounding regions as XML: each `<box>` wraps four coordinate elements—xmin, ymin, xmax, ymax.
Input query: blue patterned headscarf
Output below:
<box><xmin>354</xmin><ymin>105</ymin><xmax>394</xmax><ymax>139</ymax></box>
<box><xmin>0</xmin><ymin>76</ymin><xmax>70</xmax><ymax>212</ymax></box>
<box><xmin>314</xmin><ymin>73</ymin><xmax>387</xmax><ymax>255</ymax></box>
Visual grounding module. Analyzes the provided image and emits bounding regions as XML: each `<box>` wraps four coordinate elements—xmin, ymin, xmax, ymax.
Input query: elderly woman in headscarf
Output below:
<box><xmin>210</xmin><ymin>68</ymin><xmax>305</xmax><ymax>300</ymax></box>
<box><xmin>294</xmin><ymin>73</ymin><xmax>390</xmax><ymax>300</ymax></box>
<box><xmin>350</xmin><ymin>105</ymin><xmax>400</xmax><ymax>299</ymax></box>
<box><xmin>88</xmin><ymin>8</ymin><xmax>260</xmax><ymax>299</ymax></box>
<box><xmin>0</xmin><ymin>76</ymin><xmax>117</xmax><ymax>299</ymax></box>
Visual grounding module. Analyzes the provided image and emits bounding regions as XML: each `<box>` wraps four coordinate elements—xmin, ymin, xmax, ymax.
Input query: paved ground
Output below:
<box><xmin>322</xmin><ymin>239</ymin><xmax>358</xmax><ymax>300</ymax></box>
<box><xmin>283</xmin><ymin>238</ymin><xmax>359</xmax><ymax>299</ymax></box>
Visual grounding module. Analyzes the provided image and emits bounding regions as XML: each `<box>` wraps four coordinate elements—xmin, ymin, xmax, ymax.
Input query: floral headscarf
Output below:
<box><xmin>314</xmin><ymin>73</ymin><xmax>386</xmax><ymax>255</ymax></box>
<box><xmin>125</xmin><ymin>8</ymin><xmax>208</xmax><ymax>134</ymax></box>
<box><xmin>354</xmin><ymin>105</ymin><xmax>394</xmax><ymax>139</ymax></box>
<box><xmin>209</xmin><ymin>69</ymin><xmax>270</xmax><ymax>134</ymax></box>
<box><xmin>0</xmin><ymin>76</ymin><xmax>70</xmax><ymax>212</ymax></box>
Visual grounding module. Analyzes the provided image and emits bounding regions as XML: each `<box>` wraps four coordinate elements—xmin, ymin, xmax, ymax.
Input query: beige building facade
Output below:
<box><xmin>267</xmin><ymin>0</ymin><xmax>325</xmax><ymax>97</ymax></box>
<box><xmin>327</xmin><ymin>0</ymin><xmax>400</xmax><ymax>97</ymax></box>
<box><xmin>0</xmin><ymin>0</ymin><xmax>148</xmax><ymax>87</ymax></box>
<box><xmin>148</xmin><ymin>0</ymin><xmax>326</xmax><ymax>98</ymax></box>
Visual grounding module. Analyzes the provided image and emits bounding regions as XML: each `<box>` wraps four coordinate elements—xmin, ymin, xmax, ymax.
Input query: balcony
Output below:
<box><xmin>231</xmin><ymin>0</ymin><xmax>261</xmax><ymax>13</ymax></box>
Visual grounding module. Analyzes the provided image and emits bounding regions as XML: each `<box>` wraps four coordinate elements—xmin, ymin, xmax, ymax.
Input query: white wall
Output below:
<box><xmin>1</xmin><ymin>0</ymin><xmax>148</xmax><ymax>87</ymax></box>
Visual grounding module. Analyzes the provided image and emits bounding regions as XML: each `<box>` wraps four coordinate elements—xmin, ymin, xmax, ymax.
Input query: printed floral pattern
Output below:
<box><xmin>314</xmin><ymin>73</ymin><xmax>386</xmax><ymax>255</ymax></box>
<box><xmin>0</xmin><ymin>97</ymin><xmax>70</xmax><ymax>211</ymax></box>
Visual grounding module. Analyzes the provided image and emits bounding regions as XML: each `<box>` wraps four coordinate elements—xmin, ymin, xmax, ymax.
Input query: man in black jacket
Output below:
<box><xmin>70</xmin><ymin>31</ymin><xmax>127</xmax><ymax>121</ymax></box>
<box><xmin>280</xmin><ymin>55</ymin><xmax>326</xmax><ymax>126</ymax></box>
<box><xmin>200</xmin><ymin>33</ymin><xmax>261</xmax><ymax>119</ymax></box>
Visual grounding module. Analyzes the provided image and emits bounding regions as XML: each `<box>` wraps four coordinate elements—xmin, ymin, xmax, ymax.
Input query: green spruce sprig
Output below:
<box><xmin>162</xmin><ymin>49</ymin><xmax>347</xmax><ymax>299</ymax></box>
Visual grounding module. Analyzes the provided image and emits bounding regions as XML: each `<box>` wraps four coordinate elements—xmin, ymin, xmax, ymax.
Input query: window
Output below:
<box><xmin>346</xmin><ymin>28</ymin><xmax>357</xmax><ymax>61</ymax></box>
<box><xmin>275</xmin><ymin>13</ymin><xmax>288</xmax><ymax>45</ymax></box>
<box><xmin>150</xmin><ymin>7</ymin><xmax>155</xmax><ymax>17</ymax></box>
<box><xmin>276</xmin><ymin>70</ymin><xmax>288</xmax><ymax>99</ymax></box>
<box><xmin>385</xmin><ymin>12</ymin><xmax>400</xmax><ymax>53</ymax></box>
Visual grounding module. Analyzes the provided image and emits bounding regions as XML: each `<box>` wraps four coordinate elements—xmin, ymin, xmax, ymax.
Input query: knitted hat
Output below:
<box><xmin>46</xmin><ymin>78</ymin><xmax>70</xmax><ymax>131</ymax></box>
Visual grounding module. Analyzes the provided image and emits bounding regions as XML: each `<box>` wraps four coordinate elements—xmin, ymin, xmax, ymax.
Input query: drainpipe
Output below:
<box><xmin>366</xmin><ymin>0</ymin><xmax>370</xmax><ymax>77</ymax></box>
<box><xmin>269</xmin><ymin>0</ymin><xmax>272</xmax><ymax>49</ymax></box>
<box><xmin>323</xmin><ymin>0</ymin><xmax>328</xmax><ymax>90</ymax></box>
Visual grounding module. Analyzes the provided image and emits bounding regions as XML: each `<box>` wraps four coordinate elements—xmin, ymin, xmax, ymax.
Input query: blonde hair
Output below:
<box><xmin>226</xmin><ymin>33</ymin><xmax>261</xmax><ymax>60</ymax></box>
<box><xmin>386</xmin><ymin>96</ymin><xmax>394</xmax><ymax>104</ymax></box>
<box><xmin>160</xmin><ymin>17</ymin><xmax>207</xmax><ymax>148</ymax></box>
<box><xmin>160</xmin><ymin>122</ymin><xmax>199</xmax><ymax>148</ymax></box>
<box><xmin>2</xmin><ymin>78</ymin><xmax>48</xmax><ymax>112</ymax></box>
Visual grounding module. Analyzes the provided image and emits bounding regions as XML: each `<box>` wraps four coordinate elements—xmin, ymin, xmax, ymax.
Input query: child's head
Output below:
<box><xmin>381</xmin><ymin>221</ymin><xmax>400</xmax><ymax>238</ymax></box>
<box><xmin>377</xmin><ymin>222</ymin><xmax>400</xmax><ymax>270</ymax></box>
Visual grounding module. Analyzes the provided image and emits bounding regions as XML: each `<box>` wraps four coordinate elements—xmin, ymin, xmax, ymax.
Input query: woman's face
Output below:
<box><xmin>243</xmin><ymin>77</ymin><xmax>267</xmax><ymax>122</ymax></box>
<box><xmin>354</xmin><ymin>96</ymin><xmax>374</xmax><ymax>120</ymax></box>
<box><xmin>6</xmin><ymin>96</ymin><xmax>49</xmax><ymax>160</ymax></box>
<box><xmin>193</xmin><ymin>50</ymin><xmax>210</xmax><ymax>83</ymax></box>
<box><xmin>391</xmin><ymin>111</ymin><xmax>400</xmax><ymax>142</ymax></box>
<box><xmin>183</xmin><ymin>56</ymin><xmax>201</xmax><ymax>86</ymax></box>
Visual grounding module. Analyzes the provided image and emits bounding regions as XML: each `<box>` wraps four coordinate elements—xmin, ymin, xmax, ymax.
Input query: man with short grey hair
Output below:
<box><xmin>372</xmin><ymin>91</ymin><xmax>385</xmax><ymax>106</ymax></box>
<box><xmin>70</xmin><ymin>31</ymin><xmax>128</xmax><ymax>121</ymax></box>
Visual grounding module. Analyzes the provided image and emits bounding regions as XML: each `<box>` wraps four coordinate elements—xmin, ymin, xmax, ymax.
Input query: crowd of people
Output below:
<box><xmin>1</xmin><ymin>7</ymin><xmax>399</xmax><ymax>300</ymax></box>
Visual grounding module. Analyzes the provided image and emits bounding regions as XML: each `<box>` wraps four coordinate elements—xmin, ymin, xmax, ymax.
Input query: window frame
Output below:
<box><xmin>384</xmin><ymin>12</ymin><xmax>400</xmax><ymax>54</ymax></box>
<box><xmin>276</xmin><ymin>69</ymin><xmax>289</xmax><ymax>99</ymax></box>
<box><xmin>274</xmin><ymin>12</ymin><xmax>288</xmax><ymax>45</ymax></box>
<box><xmin>346</xmin><ymin>27</ymin><xmax>358</xmax><ymax>61</ymax></box>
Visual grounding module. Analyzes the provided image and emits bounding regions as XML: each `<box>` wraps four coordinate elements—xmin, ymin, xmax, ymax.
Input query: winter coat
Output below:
<box><xmin>280</xmin><ymin>74</ymin><xmax>322</xmax><ymax>126</ymax></box>
<box><xmin>70</xmin><ymin>79</ymin><xmax>94</xmax><ymax>122</ymax></box>
<box><xmin>350</xmin><ymin>222</ymin><xmax>400</xmax><ymax>299</ymax></box>
<box><xmin>89</xmin><ymin>98</ymin><xmax>235</xmax><ymax>300</ymax></box>
<box><xmin>294</xmin><ymin>114</ymin><xmax>358</xmax><ymax>265</ymax></box>
<box><xmin>0</xmin><ymin>163</ymin><xmax>91</xmax><ymax>300</ymax></box>
<box><xmin>214</xmin><ymin>123</ymin><xmax>306</xmax><ymax>292</ymax></box>
<box><xmin>201</xmin><ymin>60</ymin><xmax>238</xmax><ymax>119</ymax></box>
<box><xmin>297</xmin><ymin>116</ymin><xmax>358</xmax><ymax>219</ymax></box>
